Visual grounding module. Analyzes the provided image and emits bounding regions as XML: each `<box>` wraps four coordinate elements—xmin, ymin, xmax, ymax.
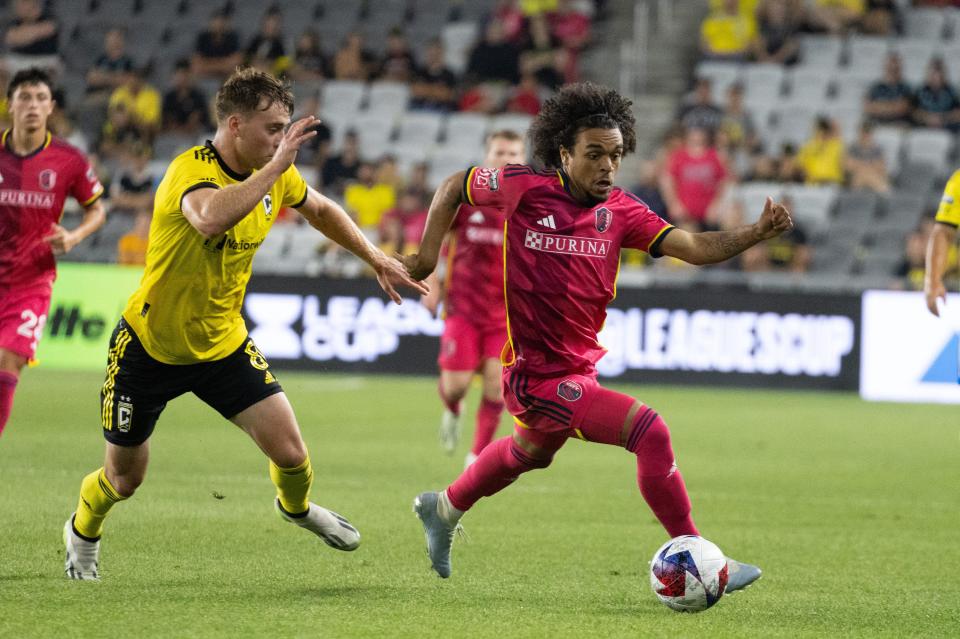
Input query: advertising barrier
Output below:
<box><xmin>244</xmin><ymin>275</ymin><xmax>862</xmax><ymax>391</ymax></box>
<box><xmin>860</xmin><ymin>290</ymin><xmax>960</xmax><ymax>404</ymax></box>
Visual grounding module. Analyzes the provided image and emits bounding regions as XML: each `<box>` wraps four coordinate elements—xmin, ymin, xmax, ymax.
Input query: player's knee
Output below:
<box><xmin>508</xmin><ymin>440</ymin><xmax>554</xmax><ymax>470</ymax></box>
<box><xmin>625</xmin><ymin>409</ymin><xmax>673</xmax><ymax>456</ymax></box>
<box><xmin>629</xmin><ymin>413</ymin><xmax>677</xmax><ymax>476</ymax></box>
<box><xmin>109</xmin><ymin>470</ymin><xmax>144</xmax><ymax>498</ymax></box>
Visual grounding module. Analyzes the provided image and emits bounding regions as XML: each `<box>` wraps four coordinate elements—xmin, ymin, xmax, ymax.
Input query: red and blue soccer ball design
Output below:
<box><xmin>649</xmin><ymin>535</ymin><xmax>729</xmax><ymax>612</ymax></box>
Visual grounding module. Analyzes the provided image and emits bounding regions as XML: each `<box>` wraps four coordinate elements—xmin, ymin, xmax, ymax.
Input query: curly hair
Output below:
<box><xmin>529</xmin><ymin>82</ymin><xmax>636</xmax><ymax>168</ymax></box>
<box><xmin>215</xmin><ymin>67</ymin><xmax>294</xmax><ymax>123</ymax></box>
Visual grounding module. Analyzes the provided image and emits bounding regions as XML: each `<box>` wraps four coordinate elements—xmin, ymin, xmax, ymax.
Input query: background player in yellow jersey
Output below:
<box><xmin>925</xmin><ymin>169</ymin><xmax>960</xmax><ymax>317</ymax></box>
<box><xmin>62</xmin><ymin>68</ymin><xmax>427</xmax><ymax>580</ymax></box>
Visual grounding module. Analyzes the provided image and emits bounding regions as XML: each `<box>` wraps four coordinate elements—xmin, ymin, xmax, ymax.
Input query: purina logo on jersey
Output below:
<box><xmin>556</xmin><ymin>380</ymin><xmax>582</xmax><ymax>402</ymax></box>
<box><xmin>524</xmin><ymin>229</ymin><xmax>610</xmax><ymax>258</ymax></box>
<box><xmin>473</xmin><ymin>167</ymin><xmax>500</xmax><ymax>191</ymax></box>
<box><xmin>595</xmin><ymin>206</ymin><xmax>612</xmax><ymax>233</ymax></box>
<box><xmin>39</xmin><ymin>169</ymin><xmax>57</xmax><ymax>190</ymax></box>
<box><xmin>262</xmin><ymin>194</ymin><xmax>273</xmax><ymax>219</ymax></box>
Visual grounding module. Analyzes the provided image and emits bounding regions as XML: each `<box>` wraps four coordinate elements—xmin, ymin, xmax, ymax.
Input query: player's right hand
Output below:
<box><xmin>925</xmin><ymin>279</ymin><xmax>947</xmax><ymax>316</ymax></box>
<box><xmin>271</xmin><ymin>116</ymin><xmax>319</xmax><ymax>170</ymax></box>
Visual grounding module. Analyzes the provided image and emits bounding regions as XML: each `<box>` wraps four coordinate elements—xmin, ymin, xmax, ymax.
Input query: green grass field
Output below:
<box><xmin>1</xmin><ymin>369</ymin><xmax>957</xmax><ymax>638</ymax></box>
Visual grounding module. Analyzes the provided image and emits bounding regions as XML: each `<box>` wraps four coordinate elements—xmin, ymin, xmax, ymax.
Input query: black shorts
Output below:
<box><xmin>100</xmin><ymin>318</ymin><xmax>283</xmax><ymax>446</ymax></box>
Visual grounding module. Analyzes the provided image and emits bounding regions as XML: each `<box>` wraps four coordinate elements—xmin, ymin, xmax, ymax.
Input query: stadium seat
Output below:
<box><xmin>768</xmin><ymin>105</ymin><xmax>818</xmax><ymax>149</ymax></box>
<box><xmin>490</xmin><ymin>113</ymin><xmax>535</xmax><ymax>137</ymax></box>
<box><xmin>904</xmin><ymin>128</ymin><xmax>953</xmax><ymax>173</ymax></box>
<box><xmin>396</xmin><ymin>112</ymin><xmax>444</xmax><ymax>145</ymax></box>
<box><xmin>736</xmin><ymin>182</ymin><xmax>783</xmax><ymax>218</ymax></box>
<box><xmin>832</xmin><ymin>190</ymin><xmax>880</xmax><ymax>232</ymax></box>
<box><xmin>830</xmin><ymin>68</ymin><xmax>877</xmax><ymax>109</ymax></box>
<box><xmin>905</xmin><ymin>7</ymin><xmax>948</xmax><ymax>40</ymax></box>
<box><xmin>847</xmin><ymin>36</ymin><xmax>889</xmax><ymax>77</ymax></box>
<box><xmin>694</xmin><ymin>61</ymin><xmax>743</xmax><ymax>101</ymax></box>
<box><xmin>427</xmin><ymin>148</ymin><xmax>481</xmax><ymax>189</ymax></box>
<box><xmin>799</xmin><ymin>34</ymin><xmax>843</xmax><ymax>70</ymax></box>
<box><xmin>743</xmin><ymin>63</ymin><xmax>785</xmax><ymax>108</ymax></box>
<box><xmin>872</xmin><ymin>126</ymin><xmax>904</xmax><ymax>177</ymax></box>
<box><xmin>857</xmin><ymin>251</ymin><xmax>901</xmax><ymax>277</ymax></box>
<box><xmin>368</xmin><ymin>82</ymin><xmax>411</xmax><ymax>118</ymax></box>
<box><xmin>830</xmin><ymin>105</ymin><xmax>865</xmax><ymax>143</ymax></box>
<box><xmin>896</xmin><ymin>161</ymin><xmax>939</xmax><ymax>194</ymax></box>
<box><xmin>322</xmin><ymin>81</ymin><xmax>368</xmax><ymax>115</ymax></box>
<box><xmin>890</xmin><ymin>38</ymin><xmax>938</xmax><ymax>86</ymax></box>
<box><xmin>785</xmin><ymin>66</ymin><xmax>833</xmax><ymax>109</ymax></box>
<box><xmin>253</xmin><ymin>224</ymin><xmax>291</xmax><ymax>274</ymax></box>
<box><xmin>881</xmin><ymin>191</ymin><xmax>927</xmax><ymax>228</ymax></box>
<box><xmin>442</xmin><ymin>22</ymin><xmax>479</xmax><ymax>74</ymax></box>
<box><xmin>350</xmin><ymin>112</ymin><xmax>397</xmax><ymax>160</ymax></box>
<box><xmin>444</xmin><ymin>112</ymin><xmax>491</xmax><ymax>149</ymax></box>
<box><xmin>810</xmin><ymin>240</ymin><xmax>857</xmax><ymax>274</ymax></box>
<box><xmin>783</xmin><ymin>185</ymin><xmax>838</xmax><ymax>232</ymax></box>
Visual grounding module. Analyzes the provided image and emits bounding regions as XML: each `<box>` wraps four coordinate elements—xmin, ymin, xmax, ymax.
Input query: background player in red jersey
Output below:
<box><xmin>0</xmin><ymin>68</ymin><xmax>106</xmax><ymax>438</ymax></box>
<box><xmin>422</xmin><ymin>130</ymin><xmax>525</xmax><ymax>466</ymax></box>
<box><xmin>404</xmin><ymin>83</ymin><xmax>792</xmax><ymax>590</ymax></box>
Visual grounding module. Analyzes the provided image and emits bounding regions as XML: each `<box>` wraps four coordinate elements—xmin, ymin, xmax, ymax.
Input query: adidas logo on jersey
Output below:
<box><xmin>468</xmin><ymin>210</ymin><xmax>485</xmax><ymax>224</ymax></box>
<box><xmin>536</xmin><ymin>215</ymin><xmax>556</xmax><ymax>229</ymax></box>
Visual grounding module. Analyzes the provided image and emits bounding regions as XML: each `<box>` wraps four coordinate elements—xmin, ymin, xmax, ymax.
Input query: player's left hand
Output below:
<box><xmin>43</xmin><ymin>224</ymin><xmax>80</xmax><ymax>255</ymax></box>
<box><xmin>754</xmin><ymin>196</ymin><xmax>793</xmax><ymax>241</ymax></box>
<box><xmin>374</xmin><ymin>253</ymin><xmax>429</xmax><ymax>304</ymax></box>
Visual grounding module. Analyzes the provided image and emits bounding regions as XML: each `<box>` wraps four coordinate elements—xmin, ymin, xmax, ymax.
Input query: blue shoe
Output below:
<box><xmin>413</xmin><ymin>491</ymin><xmax>459</xmax><ymax>578</ymax></box>
<box><xmin>724</xmin><ymin>557</ymin><xmax>762</xmax><ymax>593</ymax></box>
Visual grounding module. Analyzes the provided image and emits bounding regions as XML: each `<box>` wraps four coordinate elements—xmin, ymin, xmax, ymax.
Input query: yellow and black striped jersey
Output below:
<box><xmin>123</xmin><ymin>141</ymin><xmax>308</xmax><ymax>364</ymax></box>
<box><xmin>935</xmin><ymin>169</ymin><xmax>960</xmax><ymax>228</ymax></box>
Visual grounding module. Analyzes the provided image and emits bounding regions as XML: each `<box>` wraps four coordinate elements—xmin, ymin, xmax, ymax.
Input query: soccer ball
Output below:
<box><xmin>649</xmin><ymin>535</ymin><xmax>729</xmax><ymax>613</ymax></box>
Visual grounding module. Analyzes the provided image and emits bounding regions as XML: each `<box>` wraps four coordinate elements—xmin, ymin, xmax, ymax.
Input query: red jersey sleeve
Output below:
<box><xmin>462</xmin><ymin>163</ymin><xmax>533</xmax><ymax>213</ymax></box>
<box><xmin>621</xmin><ymin>191</ymin><xmax>674</xmax><ymax>257</ymax></box>
<box><xmin>69</xmin><ymin>152</ymin><xmax>105</xmax><ymax>207</ymax></box>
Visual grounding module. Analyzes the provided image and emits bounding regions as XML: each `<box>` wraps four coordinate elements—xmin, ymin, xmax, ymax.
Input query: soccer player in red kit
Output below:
<box><xmin>424</xmin><ymin>130</ymin><xmax>525</xmax><ymax>466</ymax></box>
<box><xmin>0</xmin><ymin>68</ymin><xmax>106</xmax><ymax>437</ymax></box>
<box><xmin>405</xmin><ymin>83</ymin><xmax>793</xmax><ymax>590</ymax></box>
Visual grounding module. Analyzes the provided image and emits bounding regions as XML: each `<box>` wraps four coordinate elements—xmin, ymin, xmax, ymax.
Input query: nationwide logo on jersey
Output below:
<box><xmin>556</xmin><ymin>379</ymin><xmax>583</xmax><ymax>402</ymax></box>
<box><xmin>595</xmin><ymin>206</ymin><xmax>612</xmax><ymax>233</ymax></box>
<box><xmin>263</xmin><ymin>193</ymin><xmax>273</xmax><ymax>219</ymax></box>
<box><xmin>39</xmin><ymin>169</ymin><xmax>57</xmax><ymax>190</ymax></box>
<box><xmin>474</xmin><ymin>167</ymin><xmax>500</xmax><ymax>191</ymax></box>
<box><xmin>524</xmin><ymin>229</ymin><xmax>610</xmax><ymax>258</ymax></box>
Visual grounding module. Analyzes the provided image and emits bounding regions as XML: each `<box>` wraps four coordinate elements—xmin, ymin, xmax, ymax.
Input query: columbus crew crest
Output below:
<box><xmin>39</xmin><ymin>169</ymin><xmax>57</xmax><ymax>190</ymax></box>
<box><xmin>595</xmin><ymin>207</ymin><xmax>612</xmax><ymax>233</ymax></box>
<box><xmin>262</xmin><ymin>194</ymin><xmax>273</xmax><ymax>219</ymax></box>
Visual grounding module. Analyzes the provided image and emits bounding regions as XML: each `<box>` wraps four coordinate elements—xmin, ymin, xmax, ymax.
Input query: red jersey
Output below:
<box><xmin>666</xmin><ymin>147</ymin><xmax>727</xmax><ymax>221</ymax></box>
<box><xmin>443</xmin><ymin>202</ymin><xmax>507</xmax><ymax>329</ymax></box>
<box><xmin>0</xmin><ymin>130</ymin><xmax>103</xmax><ymax>288</ymax></box>
<box><xmin>464</xmin><ymin>164</ymin><xmax>672</xmax><ymax>377</ymax></box>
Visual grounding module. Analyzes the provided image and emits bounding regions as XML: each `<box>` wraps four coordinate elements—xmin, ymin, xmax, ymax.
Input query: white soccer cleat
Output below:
<box><xmin>724</xmin><ymin>557</ymin><xmax>762</xmax><ymax>593</ymax></box>
<box><xmin>63</xmin><ymin>515</ymin><xmax>100</xmax><ymax>581</ymax></box>
<box><xmin>275</xmin><ymin>499</ymin><xmax>361</xmax><ymax>551</ymax></box>
<box><xmin>439</xmin><ymin>408</ymin><xmax>462</xmax><ymax>454</ymax></box>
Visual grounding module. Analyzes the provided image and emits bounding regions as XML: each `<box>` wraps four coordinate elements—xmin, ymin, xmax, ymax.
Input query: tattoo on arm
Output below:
<box><xmin>695</xmin><ymin>227</ymin><xmax>759</xmax><ymax>264</ymax></box>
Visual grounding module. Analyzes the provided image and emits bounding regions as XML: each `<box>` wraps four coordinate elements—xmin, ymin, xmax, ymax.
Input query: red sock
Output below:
<box><xmin>627</xmin><ymin>408</ymin><xmax>698</xmax><ymax>538</ymax></box>
<box><xmin>0</xmin><ymin>371</ymin><xmax>18</xmax><ymax>438</ymax></box>
<box><xmin>438</xmin><ymin>379</ymin><xmax>461</xmax><ymax>416</ymax></box>
<box><xmin>446</xmin><ymin>435</ymin><xmax>551</xmax><ymax>511</ymax></box>
<box><xmin>471</xmin><ymin>398</ymin><xmax>504</xmax><ymax>455</ymax></box>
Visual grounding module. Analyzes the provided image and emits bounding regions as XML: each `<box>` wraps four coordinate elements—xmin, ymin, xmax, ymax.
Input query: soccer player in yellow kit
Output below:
<box><xmin>925</xmin><ymin>170</ymin><xmax>960</xmax><ymax>317</ymax></box>
<box><xmin>62</xmin><ymin>68</ymin><xmax>427</xmax><ymax>580</ymax></box>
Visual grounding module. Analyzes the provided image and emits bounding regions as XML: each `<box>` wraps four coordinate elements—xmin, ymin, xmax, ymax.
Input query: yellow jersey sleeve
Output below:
<box><xmin>280</xmin><ymin>164</ymin><xmax>309</xmax><ymax>209</ymax></box>
<box><xmin>168</xmin><ymin>146</ymin><xmax>223</xmax><ymax>211</ymax></box>
<box><xmin>935</xmin><ymin>170</ymin><xmax>960</xmax><ymax>228</ymax></box>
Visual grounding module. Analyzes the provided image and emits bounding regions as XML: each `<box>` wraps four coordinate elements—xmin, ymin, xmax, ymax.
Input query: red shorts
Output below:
<box><xmin>438</xmin><ymin>315</ymin><xmax>507</xmax><ymax>372</ymax></box>
<box><xmin>0</xmin><ymin>282</ymin><xmax>53</xmax><ymax>360</ymax></box>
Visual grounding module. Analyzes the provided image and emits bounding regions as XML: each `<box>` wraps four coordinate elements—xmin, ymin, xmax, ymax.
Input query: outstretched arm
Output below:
<box><xmin>925</xmin><ymin>222</ymin><xmax>957</xmax><ymax>316</ymax></box>
<box><xmin>658</xmin><ymin>196</ymin><xmax>793</xmax><ymax>265</ymax></box>
<box><xmin>401</xmin><ymin>170</ymin><xmax>466</xmax><ymax>280</ymax></box>
<box><xmin>298</xmin><ymin>186</ymin><xmax>428</xmax><ymax>304</ymax></box>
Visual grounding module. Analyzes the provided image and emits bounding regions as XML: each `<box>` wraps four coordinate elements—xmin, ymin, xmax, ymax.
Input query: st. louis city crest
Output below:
<box><xmin>595</xmin><ymin>206</ymin><xmax>612</xmax><ymax>233</ymax></box>
<box><xmin>557</xmin><ymin>379</ymin><xmax>583</xmax><ymax>402</ymax></box>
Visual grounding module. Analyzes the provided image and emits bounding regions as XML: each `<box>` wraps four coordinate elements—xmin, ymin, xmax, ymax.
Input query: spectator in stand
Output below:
<box><xmin>861</xmin><ymin>0</ymin><xmax>900</xmax><ymax>35</ymax></box>
<box><xmin>506</xmin><ymin>70</ymin><xmax>543</xmax><ymax>115</ymax></box>
<box><xmin>98</xmin><ymin>103</ymin><xmax>145</xmax><ymax>162</ymax></box>
<box><xmin>47</xmin><ymin>89</ymin><xmax>89</xmax><ymax>153</ymax></box>
<box><xmin>752</xmin><ymin>0</ymin><xmax>800</xmax><ymax>65</ymax></box>
<box><xmin>466</xmin><ymin>19</ymin><xmax>521</xmax><ymax>84</ymax></box>
<box><xmin>376</xmin><ymin>155</ymin><xmax>404</xmax><ymax>194</ymax></box>
<box><xmin>897</xmin><ymin>218</ymin><xmax>957</xmax><ymax>291</ymax></box>
<box><xmin>751</xmin><ymin>141</ymin><xmax>805</xmax><ymax>182</ymax></box>
<box><xmin>290</xmin><ymin>29</ymin><xmax>331</xmax><ymax>81</ymax></box>
<box><xmin>677</xmin><ymin>77</ymin><xmax>725</xmax><ymax>134</ymax></box>
<box><xmin>379</xmin><ymin>188</ymin><xmax>428</xmax><ymax>255</ymax></box>
<box><xmin>797</xmin><ymin>115</ymin><xmax>844</xmax><ymax>185</ymax></box>
<box><xmin>864</xmin><ymin>53</ymin><xmax>913</xmax><ymax>126</ymax></box>
<box><xmin>406</xmin><ymin>161</ymin><xmax>433</xmax><ymax>203</ymax></box>
<box><xmin>521</xmin><ymin>13</ymin><xmax>565</xmax><ymax>90</ymax></box>
<box><xmin>719</xmin><ymin>83</ymin><xmax>760</xmax><ymax>156</ymax></box>
<box><xmin>333</xmin><ymin>32</ymin><xmax>376</xmax><ymax>81</ymax></box>
<box><xmin>192</xmin><ymin>10</ymin><xmax>242</xmax><ymax>78</ymax></box>
<box><xmin>700</xmin><ymin>0</ymin><xmax>758</xmax><ymax>62</ymax></box>
<box><xmin>805</xmin><ymin>0</ymin><xmax>865</xmax><ymax>34</ymax></box>
<box><xmin>3</xmin><ymin>0</ymin><xmax>60</xmax><ymax>74</ymax></box>
<box><xmin>108</xmin><ymin>66</ymin><xmax>161</xmax><ymax>141</ymax></box>
<box><xmin>660</xmin><ymin>125</ymin><xmax>731</xmax><ymax>231</ymax></box>
<box><xmin>245</xmin><ymin>8</ymin><xmax>289</xmax><ymax>77</ymax></box>
<box><xmin>378</xmin><ymin>28</ymin><xmax>418</xmax><ymax>83</ymax></box>
<box><xmin>741</xmin><ymin>197</ymin><xmax>811</xmax><ymax>272</ymax></box>
<box><xmin>110</xmin><ymin>143</ymin><xmax>155</xmax><ymax>215</ymax></box>
<box><xmin>912</xmin><ymin>58</ymin><xmax>960</xmax><ymax>132</ymax></box>
<box><xmin>410</xmin><ymin>39</ymin><xmax>457</xmax><ymax>112</ymax></box>
<box><xmin>548</xmin><ymin>0</ymin><xmax>591</xmax><ymax>83</ymax></box>
<box><xmin>632</xmin><ymin>159</ymin><xmax>669</xmax><ymax>220</ymax></box>
<box><xmin>85</xmin><ymin>28</ymin><xmax>134</xmax><ymax>105</ymax></box>
<box><xmin>117</xmin><ymin>210</ymin><xmax>151</xmax><ymax>266</ymax></box>
<box><xmin>344</xmin><ymin>161</ymin><xmax>397</xmax><ymax>231</ymax></box>
<box><xmin>492</xmin><ymin>0</ymin><xmax>527</xmax><ymax>45</ymax></box>
<box><xmin>162</xmin><ymin>59</ymin><xmax>211</xmax><ymax>135</ymax></box>
<box><xmin>845</xmin><ymin>121</ymin><xmax>890</xmax><ymax>194</ymax></box>
<box><xmin>321</xmin><ymin>130</ymin><xmax>361</xmax><ymax>195</ymax></box>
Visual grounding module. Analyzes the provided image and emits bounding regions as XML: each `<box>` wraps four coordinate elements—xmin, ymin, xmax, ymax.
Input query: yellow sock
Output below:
<box><xmin>74</xmin><ymin>468</ymin><xmax>125</xmax><ymax>539</ymax></box>
<box><xmin>270</xmin><ymin>455</ymin><xmax>313</xmax><ymax>516</ymax></box>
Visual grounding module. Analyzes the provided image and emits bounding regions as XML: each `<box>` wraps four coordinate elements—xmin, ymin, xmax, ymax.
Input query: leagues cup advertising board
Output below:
<box><xmin>37</xmin><ymin>263</ymin><xmax>143</xmax><ymax>370</ymax></box>
<box><xmin>860</xmin><ymin>290</ymin><xmax>960</xmax><ymax>404</ymax></box>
